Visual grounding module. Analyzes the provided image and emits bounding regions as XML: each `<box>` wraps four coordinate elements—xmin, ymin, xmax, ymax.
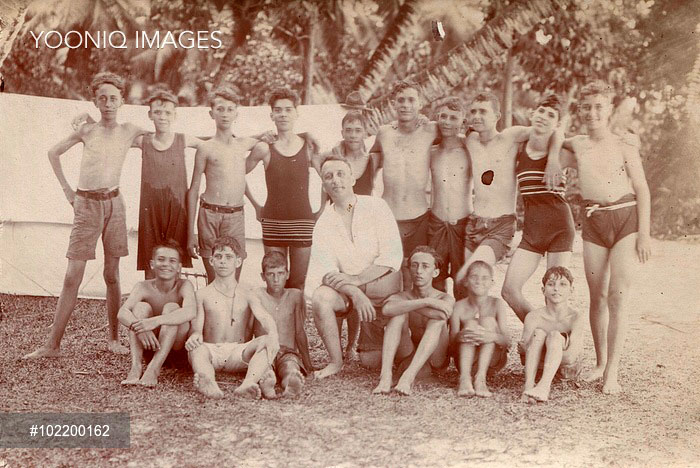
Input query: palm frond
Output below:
<box><xmin>0</xmin><ymin>0</ymin><xmax>29</xmax><ymax>68</ymax></box>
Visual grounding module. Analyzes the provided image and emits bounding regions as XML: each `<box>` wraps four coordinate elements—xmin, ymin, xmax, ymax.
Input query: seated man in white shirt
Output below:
<box><xmin>306</xmin><ymin>156</ymin><xmax>409</xmax><ymax>379</ymax></box>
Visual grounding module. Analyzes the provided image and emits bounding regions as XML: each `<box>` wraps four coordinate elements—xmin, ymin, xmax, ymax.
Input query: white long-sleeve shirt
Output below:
<box><xmin>304</xmin><ymin>195</ymin><xmax>403</xmax><ymax>300</ymax></box>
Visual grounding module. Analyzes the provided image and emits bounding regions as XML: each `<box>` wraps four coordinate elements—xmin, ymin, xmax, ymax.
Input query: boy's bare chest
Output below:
<box><xmin>468</xmin><ymin>138</ymin><xmax>515</xmax><ymax>170</ymax></box>
<box><xmin>83</xmin><ymin>127</ymin><xmax>132</xmax><ymax>159</ymax></box>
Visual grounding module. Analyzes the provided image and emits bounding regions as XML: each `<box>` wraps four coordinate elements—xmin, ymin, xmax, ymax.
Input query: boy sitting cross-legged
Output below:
<box><xmin>253</xmin><ymin>251</ymin><xmax>313</xmax><ymax>398</ymax></box>
<box><xmin>519</xmin><ymin>266</ymin><xmax>584</xmax><ymax>403</ymax></box>
<box><xmin>372</xmin><ymin>245</ymin><xmax>454</xmax><ymax>396</ymax></box>
<box><xmin>184</xmin><ymin>236</ymin><xmax>280</xmax><ymax>399</ymax></box>
<box><xmin>450</xmin><ymin>261</ymin><xmax>510</xmax><ymax>398</ymax></box>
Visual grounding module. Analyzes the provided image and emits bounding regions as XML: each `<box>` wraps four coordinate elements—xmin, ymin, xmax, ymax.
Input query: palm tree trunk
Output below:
<box><xmin>364</xmin><ymin>0</ymin><xmax>558</xmax><ymax>131</ymax></box>
<box><xmin>502</xmin><ymin>48</ymin><xmax>515</xmax><ymax>129</ymax></box>
<box><xmin>302</xmin><ymin>12</ymin><xmax>317</xmax><ymax>105</ymax></box>
<box><xmin>351</xmin><ymin>0</ymin><xmax>420</xmax><ymax>102</ymax></box>
<box><xmin>0</xmin><ymin>1</ymin><xmax>29</xmax><ymax>69</ymax></box>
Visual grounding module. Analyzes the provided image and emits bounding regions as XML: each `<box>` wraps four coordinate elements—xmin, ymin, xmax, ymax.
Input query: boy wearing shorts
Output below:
<box><xmin>24</xmin><ymin>72</ymin><xmax>147</xmax><ymax>359</ymax></box>
<box><xmin>185</xmin><ymin>237</ymin><xmax>280</xmax><ymax>399</ymax></box>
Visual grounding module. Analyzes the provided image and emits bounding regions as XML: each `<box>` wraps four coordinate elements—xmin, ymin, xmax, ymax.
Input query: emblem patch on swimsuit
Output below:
<box><xmin>481</xmin><ymin>170</ymin><xmax>494</xmax><ymax>185</ymax></box>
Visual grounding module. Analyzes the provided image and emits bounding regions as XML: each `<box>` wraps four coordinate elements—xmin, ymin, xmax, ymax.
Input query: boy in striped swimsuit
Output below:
<box><xmin>561</xmin><ymin>82</ymin><xmax>651</xmax><ymax>394</ymax></box>
<box><xmin>501</xmin><ymin>94</ymin><xmax>575</xmax><ymax>322</ymax></box>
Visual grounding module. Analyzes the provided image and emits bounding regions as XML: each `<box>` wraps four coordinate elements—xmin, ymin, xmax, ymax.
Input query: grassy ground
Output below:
<box><xmin>1</xmin><ymin>237</ymin><xmax>699</xmax><ymax>467</ymax></box>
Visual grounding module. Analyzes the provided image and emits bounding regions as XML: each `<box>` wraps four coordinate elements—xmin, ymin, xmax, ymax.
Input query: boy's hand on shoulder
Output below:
<box><xmin>260</xmin><ymin>130</ymin><xmax>277</xmax><ymax>145</ymax></box>
<box><xmin>71</xmin><ymin>112</ymin><xmax>95</xmax><ymax>131</ymax></box>
<box><xmin>185</xmin><ymin>332</ymin><xmax>203</xmax><ymax>352</ymax></box>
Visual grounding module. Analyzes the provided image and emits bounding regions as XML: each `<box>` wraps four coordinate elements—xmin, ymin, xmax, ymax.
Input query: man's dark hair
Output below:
<box><xmin>268</xmin><ymin>87</ymin><xmax>300</xmax><ymax>108</ymax></box>
<box><xmin>471</xmin><ymin>91</ymin><xmax>500</xmax><ymax>114</ymax></box>
<box><xmin>91</xmin><ymin>72</ymin><xmax>125</xmax><ymax>96</ymax></box>
<box><xmin>408</xmin><ymin>245</ymin><xmax>443</xmax><ymax>271</ymax></box>
<box><xmin>152</xmin><ymin>238</ymin><xmax>184</xmax><ymax>262</ymax></box>
<box><xmin>212</xmin><ymin>236</ymin><xmax>244</xmax><ymax>258</ymax></box>
<box><xmin>542</xmin><ymin>266</ymin><xmax>574</xmax><ymax>287</ymax></box>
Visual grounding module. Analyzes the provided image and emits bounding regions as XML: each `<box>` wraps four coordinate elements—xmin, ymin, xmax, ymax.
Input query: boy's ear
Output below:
<box><xmin>432</xmin><ymin>268</ymin><xmax>440</xmax><ymax>279</ymax></box>
<box><xmin>149</xmin><ymin>259</ymin><xmax>155</xmax><ymax>270</ymax></box>
<box><xmin>209</xmin><ymin>109</ymin><xmax>213</xmax><ymax>119</ymax></box>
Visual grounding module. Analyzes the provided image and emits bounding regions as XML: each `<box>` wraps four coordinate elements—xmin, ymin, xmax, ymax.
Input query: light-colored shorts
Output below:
<box><xmin>202</xmin><ymin>342</ymin><xmax>248</xmax><ymax>372</ymax></box>
<box><xmin>197</xmin><ymin>204</ymin><xmax>246</xmax><ymax>259</ymax></box>
<box><xmin>66</xmin><ymin>191</ymin><xmax>128</xmax><ymax>261</ymax></box>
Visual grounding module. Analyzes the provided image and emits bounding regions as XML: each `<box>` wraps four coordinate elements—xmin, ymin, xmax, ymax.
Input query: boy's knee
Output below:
<box><xmin>546</xmin><ymin>330</ymin><xmax>565</xmax><ymax>346</ymax></box>
<box><xmin>501</xmin><ymin>283</ymin><xmax>516</xmax><ymax>302</ymax></box>
<box><xmin>133</xmin><ymin>302</ymin><xmax>153</xmax><ymax>318</ymax></box>
<box><xmin>532</xmin><ymin>328</ymin><xmax>547</xmax><ymax>342</ymax></box>
<box><xmin>103</xmin><ymin>270</ymin><xmax>120</xmax><ymax>286</ymax></box>
<box><xmin>312</xmin><ymin>287</ymin><xmax>336</xmax><ymax>313</ymax></box>
<box><xmin>162</xmin><ymin>302</ymin><xmax>180</xmax><ymax>314</ymax></box>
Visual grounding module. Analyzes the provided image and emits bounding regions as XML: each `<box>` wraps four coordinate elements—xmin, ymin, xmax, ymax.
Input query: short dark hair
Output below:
<box><xmin>268</xmin><ymin>87</ymin><xmax>300</xmax><ymax>108</ymax></box>
<box><xmin>391</xmin><ymin>80</ymin><xmax>420</xmax><ymax>99</ymax></box>
<box><xmin>91</xmin><ymin>72</ymin><xmax>125</xmax><ymax>96</ymax></box>
<box><xmin>536</xmin><ymin>93</ymin><xmax>563</xmax><ymax>118</ymax></box>
<box><xmin>212</xmin><ymin>236</ymin><xmax>244</xmax><ymax>258</ymax></box>
<box><xmin>542</xmin><ymin>266</ymin><xmax>574</xmax><ymax>287</ymax></box>
<box><xmin>342</xmin><ymin>110</ymin><xmax>367</xmax><ymax>130</ymax></box>
<box><xmin>320</xmin><ymin>154</ymin><xmax>352</xmax><ymax>173</ymax></box>
<box><xmin>435</xmin><ymin>96</ymin><xmax>465</xmax><ymax>114</ymax></box>
<box><xmin>579</xmin><ymin>81</ymin><xmax>612</xmax><ymax>101</ymax></box>
<box><xmin>466</xmin><ymin>260</ymin><xmax>493</xmax><ymax>279</ymax></box>
<box><xmin>208</xmin><ymin>86</ymin><xmax>239</xmax><ymax>108</ymax></box>
<box><xmin>408</xmin><ymin>245</ymin><xmax>442</xmax><ymax>271</ymax></box>
<box><xmin>152</xmin><ymin>238</ymin><xmax>184</xmax><ymax>262</ymax></box>
<box><xmin>471</xmin><ymin>91</ymin><xmax>500</xmax><ymax>114</ymax></box>
<box><xmin>262</xmin><ymin>251</ymin><xmax>287</xmax><ymax>273</ymax></box>
<box><xmin>147</xmin><ymin>88</ymin><xmax>178</xmax><ymax>108</ymax></box>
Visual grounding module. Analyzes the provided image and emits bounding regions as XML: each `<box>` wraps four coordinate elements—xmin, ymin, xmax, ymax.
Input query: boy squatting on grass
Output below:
<box><xmin>117</xmin><ymin>239</ymin><xmax>196</xmax><ymax>387</ymax></box>
<box><xmin>184</xmin><ymin>236</ymin><xmax>281</xmax><ymax>399</ymax></box>
<box><xmin>24</xmin><ymin>72</ymin><xmax>148</xmax><ymax>360</ymax></box>
<box><xmin>252</xmin><ymin>251</ymin><xmax>313</xmax><ymax>398</ymax></box>
<box><xmin>519</xmin><ymin>266</ymin><xmax>584</xmax><ymax>403</ymax></box>
<box><xmin>372</xmin><ymin>245</ymin><xmax>454</xmax><ymax>396</ymax></box>
<box><xmin>449</xmin><ymin>261</ymin><xmax>510</xmax><ymax>398</ymax></box>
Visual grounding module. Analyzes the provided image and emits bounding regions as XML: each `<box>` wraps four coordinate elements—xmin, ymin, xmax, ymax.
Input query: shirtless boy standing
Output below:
<box><xmin>450</xmin><ymin>261</ymin><xmax>510</xmax><ymax>398</ymax></box>
<box><xmin>185</xmin><ymin>237</ymin><xmax>280</xmax><ymax>399</ymax></box>
<box><xmin>455</xmin><ymin>92</ymin><xmax>562</xmax><ymax>282</ymax></box>
<box><xmin>428</xmin><ymin>97</ymin><xmax>472</xmax><ymax>299</ymax></box>
<box><xmin>373</xmin><ymin>246</ymin><xmax>454</xmax><ymax>396</ymax></box>
<box><xmin>519</xmin><ymin>267</ymin><xmax>584</xmax><ymax>403</ymax></box>
<box><xmin>117</xmin><ymin>239</ymin><xmax>196</xmax><ymax>386</ymax></box>
<box><xmin>370</xmin><ymin>80</ymin><xmax>438</xmax><ymax>286</ymax></box>
<box><xmin>24</xmin><ymin>72</ymin><xmax>147</xmax><ymax>359</ymax></box>
<box><xmin>253</xmin><ymin>251</ymin><xmax>313</xmax><ymax>398</ymax></box>
<box><xmin>187</xmin><ymin>86</ymin><xmax>265</xmax><ymax>283</ymax></box>
<box><xmin>561</xmin><ymin>81</ymin><xmax>651</xmax><ymax>394</ymax></box>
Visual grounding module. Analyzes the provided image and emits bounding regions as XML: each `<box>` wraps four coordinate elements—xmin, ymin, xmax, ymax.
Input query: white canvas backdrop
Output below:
<box><xmin>0</xmin><ymin>92</ymin><xmax>373</xmax><ymax>298</ymax></box>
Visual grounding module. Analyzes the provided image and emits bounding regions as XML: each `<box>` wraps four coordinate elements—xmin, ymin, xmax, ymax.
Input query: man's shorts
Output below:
<box><xmin>202</xmin><ymin>342</ymin><xmax>249</xmax><ymax>372</ymax></box>
<box><xmin>520</xmin><ymin>201</ymin><xmax>575</xmax><ymax>255</ymax></box>
<box><xmin>397</xmin><ymin>210</ymin><xmax>431</xmax><ymax>258</ymax></box>
<box><xmin>428</xmin><ymin>212</ymin><xmax>468</xmax><ymax>277</ymax></box>
<box><xmin>582</xmin><ymin>194</ymin><xmax>638</xmax><ymax>250</ymax></box>
<box><xmin>273</xmin><ymin>345</ymin><xmax>307</xmax><ymax>378</ymax></box>
<box><xmin>464</xmin><ymin>213</ymin><xmax>517</xmax><ymax>261</ymax></box>
<box><xmin>66</xmin><ymin>189</ymin><xmax>128</xmax><ymax>261</ymax></box>
<box><xmin>197</xmin><ymin>201</ymin><xmax>246</xmax><ymax>259</ymax></box>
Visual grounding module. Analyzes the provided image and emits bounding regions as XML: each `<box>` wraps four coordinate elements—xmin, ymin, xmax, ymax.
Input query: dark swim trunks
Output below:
<box><xmin>519</xmin><ymin>201</ymin><xmax>575</xmax><ymax>255</ymax></box>
<box><xmin>464</xmin><ymin>213</ymin><xmax>517</xmax><ymax>261</ymax></box>
<box><xmin>582</xmin><ymin>194</ymin><xmax>638</xmax><ymax>249</ymax></box>
<box><xmin>397</xmin><ymin>210</ymin><xmax>431</xmax><ymax>257</ymax></box>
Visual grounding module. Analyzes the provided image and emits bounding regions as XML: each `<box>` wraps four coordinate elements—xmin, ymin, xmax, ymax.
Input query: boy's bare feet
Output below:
<box><xmin>282</xmin><ymin>372</ymin><xmax>304</xmax><ymax>398</ymax></box>
<box><xmin>234</xmin><ymin>382</ymin><xmax>262</xmax><ymax>399</ymax></box>
<box><xmin>602</xmin><ymin>376</ymin><xmax>622</xmax><ymax>395</ymax></box>
<box><xmin>457</xmin><ymin>379</ymin><xmax>475</xmax><ymax>397</ymax></box>
<box><xmin>393</xmin><ymin>380</ymin><xmax>413</xmax><ymax>396</ymax></box>
<box><xmin>314</xmin><ymin>363</ymin><xmax>342</xmax><ymax>380</ymax></box>
<box><xmin>520</xmin><ymin>393</ymin><xmax>538</xmax><ymax>404</ymax></box>
<box><xmin>193</xmin><ymin>373</ymin><xmax>224</xmax><ymax>399</ymax></box>
<box><xmin>121</xmin><ymin>366</ymin><xmax>142</xmax><ymax>385</ymax></box>
<box><xmin>259</xmin><ymin>370</ymin><xmax>278</xmax><ymax>399</ymax></box>
<box><xmin>474</xmin><ymin>378</ymin><xmax>492</xmax><ymax>398</ymax></box>
<box><xmin>524</xmin><ymin>385</ymin><xmax>550</xmax><ymax>402</ymax></box>
<box><xmin>138</xmin><ymin>370</ymin><xmax>158</xmax><ymax>388</ymax></box>
<box><xmin>108</xmin><ymin>340</ymin><xmax>129</xmax><ymax>355</ymax></box>
<box><xmin>583</xmin><ymin>365</ymin><xmax>605</xmax><ymax>382</ymax></box>
<box><xmin>22</xmin><ymin>347</ymin><xmax>61</xmax><ymax>360</ymax></box>
<box><xmin>372</xmin><ymin>378</ymin><xmax>392</xmax><ymax>395</ymax></box>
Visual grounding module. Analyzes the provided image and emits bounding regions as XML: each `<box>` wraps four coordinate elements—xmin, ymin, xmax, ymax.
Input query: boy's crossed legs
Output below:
<box><xmin>188</xmin><ymin>336</ymin><xmax>276</xmax><ymax>399</ymax></box>
<box><xmin>520</xmin><ymin>329</ymin><xmax>580</xmax><ymax>402</ymax></box>
<box><xmin>122</xmin><ymin>301</ymin><xmax>190</xmax><ymax>387</ymax></box>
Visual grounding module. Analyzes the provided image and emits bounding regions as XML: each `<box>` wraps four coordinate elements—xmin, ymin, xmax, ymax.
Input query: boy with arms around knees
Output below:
<box><xmin>519</xmin><ymin>266</ymin><xmax>584</xmax><ymax>403</ymax></box>
<box><xmin>373</xmin><ymin>246</ymin><xmax>454</xmax><ymax>396</ymax></box>
<box><xmin>253</xmin><ymin>251</ymin><xmax>313</xmax><ymax>398</ymax></box>
<box><xmin>117</xmin><ymin>239</ymin><xmax>196</xmax><ymax>386</ymax></box>
<box><xmin>450</xmin><ymin>261</ymin><xmax>510</xmax><ymax>398</ymax></box>
<box><xmin>185</xmin><ymin>237</ymin><xmax>280</xmax><ymax>399</ymax></box>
